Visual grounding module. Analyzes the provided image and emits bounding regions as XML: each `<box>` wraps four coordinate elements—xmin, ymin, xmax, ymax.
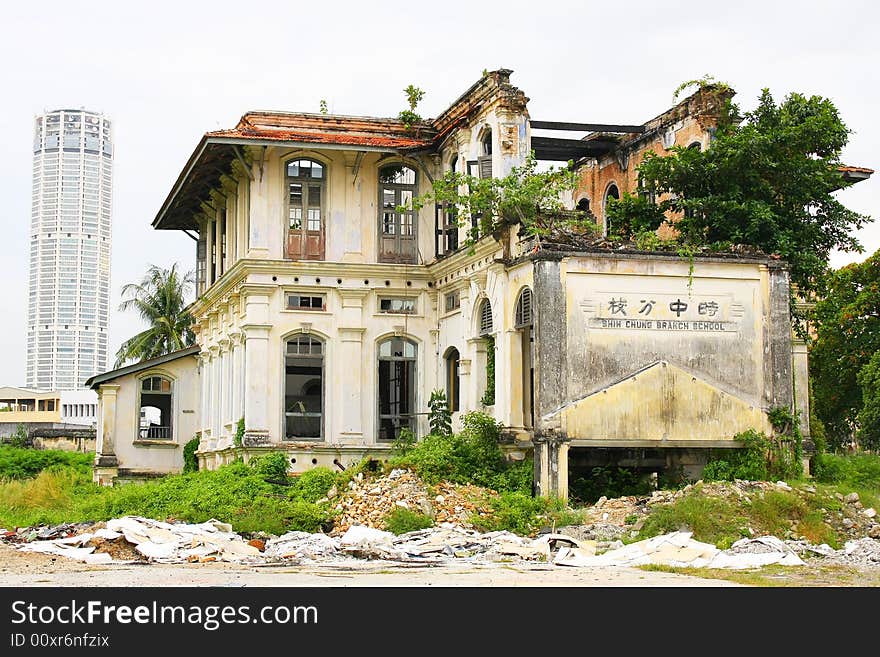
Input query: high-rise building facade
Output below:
<box><xmin>26</xmin><ymin>109</ymin><xmax>113</xmax><ymax>390</ymax></box>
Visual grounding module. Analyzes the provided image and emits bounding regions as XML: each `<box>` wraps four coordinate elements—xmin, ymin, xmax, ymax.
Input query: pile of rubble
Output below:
<box><xmin>3</xmin><ymin>470</ymin><xmax>879</xmax><ymax>572</ymax></box>
<box><xmin>11</xmin><ymin>517</ymin><xmax>263</xmax><ymax>564</ymax></box>
<box><xmin>582</xmin><ymin>481</ymin><xmax>880</xmax><ymax>543</ymax></box>
<box><xmin>1</xmin><ymin>515</ymin><xmax>811</xmax><ymax>570</ymax></box>
<box><xmin>330</xmin><ymin>469</ymin><xmax>492</xmax><ymax>534</ymax></box>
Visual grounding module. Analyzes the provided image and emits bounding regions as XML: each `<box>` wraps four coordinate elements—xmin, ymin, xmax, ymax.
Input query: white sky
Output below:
<box><xmin>0</xmin><ymin>0</ymin><xmax>877</xmax><ymax>386</ymax></box>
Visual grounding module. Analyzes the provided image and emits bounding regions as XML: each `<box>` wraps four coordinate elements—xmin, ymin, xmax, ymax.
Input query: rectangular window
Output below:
<box><xmin>445</xmin><ymin>291</ymin><xmax>460</xmax><ymax>313</ymax></box>
<box><xmin>285</xmin><ymin>293</ymin><xmax>326</xmax><ymax>311</ymax></box>
<box><xmin>379</xmin><ymin>297</ymin><xmax>416</xmax><ymax>314</ymax></box>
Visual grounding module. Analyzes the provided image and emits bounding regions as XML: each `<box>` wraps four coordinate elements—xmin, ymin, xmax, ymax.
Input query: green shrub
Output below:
<box><xmin>486</xmin><ymin>459</ymin><xmax>534</xmax><ymax>494</ymax></box>
<box><xmin>638</xmin><ymin>492</ymin><xmax>746</xmax><ymax>548</ymax></box>
<box><xmin>472</xmin><ymin>491</ymin><xmax>551</xmax><ymax>536</ymax></box>
<box><xmin>248</xmin><ymin>452</ymin><xmax>290</xmax><ymax>482</ymax></box>
<box><xmin>391</xmin><ymin>427</ymin><xmax>417</xmax><ymax>457</ymax></box>
<box><xmin>183</xmin><ymin>436</ymin><xmax>200</xmax><ymax>474</ymax></box>
<box><xmin>389</xmin><ymin>412</ymin><xmax>528</xmax><ymax>492</ymax></box>
<box><xmin>856</xmin><ymin>351</ymin><xmax>880</xmax><ymax>451</ymax></box>
<box><xmin>0</xmin><ymin>445</ymin><xmax>92</xmax><ymax>480</ymax></box>
<box><xmin>702</xmin><ymin>430</ymin><xmax>770</xmax><ymax>481</ymax></box>
<box><xmin>813</xmin><ymin>452</ymin><xmax>880</xmax><ymax>488</ymax></box>
<box><xmin>8</xmin><ymin>424</ymin><xmax>28</xmax><ymax>448</ymax></box>
<box><xmin>289</xmin><ymin>467</ymin><xmax>337</xmax><ymax>502</ymax></box>
<box><xmin>233</xmin><ymin>418</ymin><xmax>245</xmax><ymax>448</ymax></box>
<box><xmin>230</xmin><ymin>497</ymin><xmax>331</xmax><ymax>534</ymax></box>
<box><xmin>569</xmin><ymin>466</ymin><xmax>652</xmax><ymax>504</ymax></box>
<box><xmin>428</xmin><ymin>389</ymin><xmax>452</xmax><ymax>437</ymax></box>
<box><xmin>384</xmin><ymin>507</ymin><xmax>434</xmax><ymax>535</ymax></box>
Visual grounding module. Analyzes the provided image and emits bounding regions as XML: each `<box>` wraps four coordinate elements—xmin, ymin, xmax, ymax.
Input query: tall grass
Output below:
<box><xmin>0</xmin><ymin>456</ymin><xmax>337</xmax><ymax>534</ymax></box>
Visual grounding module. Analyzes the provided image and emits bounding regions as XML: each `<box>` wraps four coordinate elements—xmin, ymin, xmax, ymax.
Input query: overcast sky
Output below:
<box><xmin>1</xmin><ymin>0</ymin><xmax>877</xmax><ymax>387</ymax></box>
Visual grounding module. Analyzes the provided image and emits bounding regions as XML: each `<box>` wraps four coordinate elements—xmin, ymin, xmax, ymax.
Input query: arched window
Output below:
<box><xmin>576</xmin><ymin>197</ymin><xmax>591</xmax><ymax>214</ymax></box>
<box><xmin>514</xmin><ymin>287</ymin><xmax>535</xmax><ymax>427</ymax></box>
<box><xmin>478</xmin><ymin>129</ymin><xmax>493</xmax><ymax>179</ymax></box>
<box><xmin>379</xmin><ymin>164</ymin><xmax>417</xmax><ymax>263</ymax></box>
<box><xmin>478</xmin><ymin>298</ymin><xmax>494</xmax><ymax>336</ymax></box>
<box><xmin>284</xmin><ymin>334</ymin><xmax>324</xmax><ymax>439</ymax></box>
<box><xmin>688</xmin><ymin>141</ymin><xmax>702</xmax><ymax>151</ymax></box>
<box><xmin>445</xmin><ymin>347</ymin><xmax>460</xmax><ymax>412</ymax></box>
<box><xmin>139</xmin><ymin>375</ymin><xmax>172</xmax><ymax>440</ymax></box>
<box><xmin>515</xmin><ymin>287</ymin><xmax>533</xmax><ymax>328</ymax></box>
<box><xmin>286</xmin><ymin>158</ymin><xmax>325</xmax><ymax>260</ymax></box>
<box><xmin>378</xmin><ymin>337</ymin><xmax>417</xmax><ymax>441</ymax></box>
<box><xmin>604</xmin><ymin>183</ymin><xmax>620</xmax><ymax>233</ymax></box>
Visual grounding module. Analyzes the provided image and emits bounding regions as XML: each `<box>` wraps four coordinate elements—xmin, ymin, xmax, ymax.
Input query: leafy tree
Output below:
<box><xmin>856</xmin><ymin>350</ymin><xmax>880</xmax><ymax>451</ymax></box>
<box><xmin>810</xmin><ymin>250</ymin><xmax>880</xmax><ymax>449</ymax></box>
<box><xmin>398</xmin><ymin>84</ymin><xmax>426</xmax><ymax>130</ymax></box>
<box><xmin>405</xmin><ymin>152</ymin><xmax>586</xmax><ymax>246</ymax></box>
<box><xmin>607</xmin><ymin>85</ymin><xmax>870</xmax><ymax>299</ymax></box>
<box><xmin>114</xmin><ymin>264</ymin><xmax>195</xmax><ymax>366</ymax></box>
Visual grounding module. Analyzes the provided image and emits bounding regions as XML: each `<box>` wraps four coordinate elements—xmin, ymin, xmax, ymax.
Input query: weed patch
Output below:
<box><xmin>384</xmin><ymin>507</ymin><xmax>434</xmax><ymax>535</ymax></box>
<box><xmin>0</xmin><ymin>446</ymin><xmax>92</xmax><ymax>481</ymax></box>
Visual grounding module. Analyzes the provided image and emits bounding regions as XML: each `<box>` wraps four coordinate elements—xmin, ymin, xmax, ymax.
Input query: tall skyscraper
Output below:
<box><xmin>26</xmin><ymin>109</ymin><xmax>113</xmax><ymax>390</ymax></box>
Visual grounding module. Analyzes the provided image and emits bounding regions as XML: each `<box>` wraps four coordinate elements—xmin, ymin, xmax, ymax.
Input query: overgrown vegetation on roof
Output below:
<box><xmin>605</xmin><ymin>84</ymin><xmax>871</xmax><ymax>303</ymax></box>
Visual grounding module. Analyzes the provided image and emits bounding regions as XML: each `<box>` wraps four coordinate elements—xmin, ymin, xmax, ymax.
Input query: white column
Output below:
<box><xmin>214</xmin><ymin>206</ymin><xmax>223</xmax><ymax>281</ymax></box>
<box><xmin>337</xmin><ymin>289</ymin><xmax>369</xmax><ymax>443</ymax></box>
<box><xmin>204</xmin><ymin>347</ymin><xmax>219</xmax><ymax>450</ymax></box>
<box><xmin>218</xmin><ymin>338</ymin><xmax>231</xmax><ymax>430</ymax></box>
<box><xmin>792</xmin><ymin>341</ymin><xmax>811</xmax><ymax>438</ymax></box>
<box><xmin>226</xmin><ymin>194</ymin><xmax>236</xmax><ymax>270</ymax></box>
<box><xmin>229</xmin><ymin>331</ymin><xmax>242</xmax><ymax>427</ymax></box>
<box><xmin>199</xmin><ymin>353</ymin><xmax>210</xmax><ymax>440</ymax></box>
<box><xmin>242</xmin><ymin>325</ymin><xmax>271</xmax><ymax>444</ymax></box>
<box><xmin>238</xmin><ymin>339</ymin><xmax>246</xmax><ymax>421</ymax></box>
<box><xmin>205</xmin><ymin>219</ymin><xmax>214</xmax><ymax>286</ymax></box>
<box><xmin>504</xmin><ymin>328</ymin><xmax>524</xmax><ymax>428</ymax></box>
<box><xmin>93</xmin><ymin>384</ymin><xmax>119</xmax><ymax>485</ymax></box>
<box><xmin>247</xmin><ymin>164</ymin><xmax>269</xmax><ymax>258</ymax></box>
<box><xmin>468</xmin><ymin>337</ymin><xmax>487</xmax><ymax>410</ymax></box>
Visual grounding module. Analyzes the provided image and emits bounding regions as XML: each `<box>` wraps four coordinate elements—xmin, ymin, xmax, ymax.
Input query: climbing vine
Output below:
<box><xmin>481</xmin><ymin>335</ymin><xmax>496</xmax><ymax>406</ymax></box>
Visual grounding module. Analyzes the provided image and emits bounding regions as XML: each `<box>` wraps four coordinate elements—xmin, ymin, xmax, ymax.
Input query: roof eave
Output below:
<box><xmin>85</xmin><ymin>346</ymin><xmax>201</xmax><ymax>389</ymax></box>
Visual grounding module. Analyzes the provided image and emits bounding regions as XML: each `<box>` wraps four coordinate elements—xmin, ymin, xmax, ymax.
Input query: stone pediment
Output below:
<box><xmin>552</xmin><ymin>361</ymin><xmax>770</xmax><ymax>443</ymax></box>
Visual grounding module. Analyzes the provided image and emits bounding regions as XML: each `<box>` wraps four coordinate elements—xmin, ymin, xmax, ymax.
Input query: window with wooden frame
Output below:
<box><xmin>445</xmin><ymin>290</ymin><xmax>460</xmax><ymax>313</ymax></box>
<box><xmin>286</xmin><ymin>159</ymin><xmax>325</xmax><ymax>261</ymax></box>
<box><xmin>478</xmin><ymin>298</ymin><xmax>493</xmax><ymax>336</ymax></box>
<box><xmin>378</xmin><ymin>164</ymin><xmax>418</xmax><ymax>263</ymax></box>
<box><xmin>514</xmin><ymin>287</ymin><xmax>533</xmax><ymax>328</ymax></box>
<box><xmin>436</xmin><ymin>155</ymin><xmax>460</xmax><ymax>256</ymax></box>
<box><xmin>378</xmin><ymin>297</ymin><xmax>416</xmax><ymax>314</ymax></box>
<box><xmin>478</xmin><ymin>129</ymin><xmax>492</xmax><ymax>179</ymax></box>
<box><xmin>377</xmin><ymin>337</ymin><xmax>417</xmax><ymax>441</ymax></box>
<box><xmin>284</xmin><ymin>334</ymin><xmax>324</xmax><ymax>440</ymax></box>
<box><xmin>285</xmin><ymin>293</ymin><xmax>326</xmax><ymax>311</ymax></box>
<box><xmin>445</xmin><ymin>347</ymin><xmax>460</xmax><ymax>412</ymax></box>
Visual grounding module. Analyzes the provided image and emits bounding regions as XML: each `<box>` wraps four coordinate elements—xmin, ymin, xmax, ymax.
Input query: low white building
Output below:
<box><xmin>60</xmin><ymin>390</ymin><xmax>98</xmax><ymax>427</ymax></box>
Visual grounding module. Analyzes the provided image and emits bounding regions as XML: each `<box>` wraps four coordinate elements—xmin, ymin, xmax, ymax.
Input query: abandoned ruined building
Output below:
<box><xmin>85</xmin><ymin>70</ymin><xmax>872</xmax><ymax>497</ymax></box>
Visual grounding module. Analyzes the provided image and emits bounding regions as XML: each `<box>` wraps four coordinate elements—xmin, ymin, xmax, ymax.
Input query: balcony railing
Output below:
<box><xmin>139</xmin><ymin>426</ymin><xmax>172</xmax><ymax>440</ymax></box>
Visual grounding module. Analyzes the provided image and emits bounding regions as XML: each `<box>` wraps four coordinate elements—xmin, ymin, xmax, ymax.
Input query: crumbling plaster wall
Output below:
<box><xmin>574</xmin><ymin>88</ymin><xmax>730</xmax><ymax>233</ymax></box>
<box><xmin>533</xmin><ymin>252</ymin><xmax>793</xmax><ymax>443</ymax></box>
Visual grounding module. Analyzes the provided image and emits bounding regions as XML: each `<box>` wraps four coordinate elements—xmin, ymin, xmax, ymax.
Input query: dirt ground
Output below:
<box><xmin>0</xmin><ymin>543</ymin><xmax>738</xmax><ymax>587</ymax></box>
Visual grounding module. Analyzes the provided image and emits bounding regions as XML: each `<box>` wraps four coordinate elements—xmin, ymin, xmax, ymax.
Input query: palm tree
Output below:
<box><xmin>114</xmin><ymin>264</ymin><xmax>196</xmax><ymax>367</ymax></box>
